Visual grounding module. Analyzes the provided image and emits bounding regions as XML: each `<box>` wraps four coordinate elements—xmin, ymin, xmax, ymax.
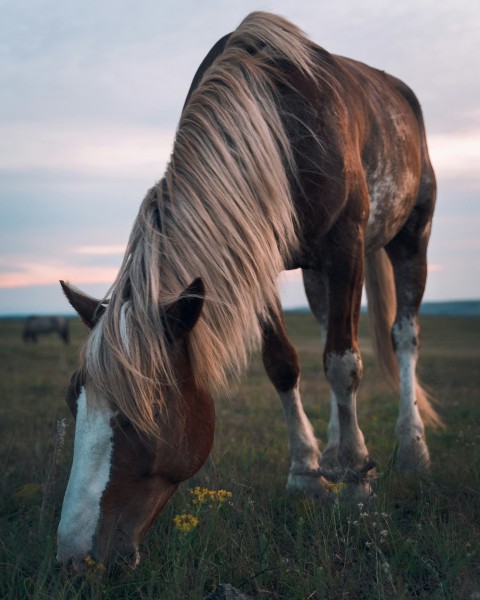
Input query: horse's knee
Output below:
<box><xmin>324</xmin><ymin>349</ymin><xmax>363</xmax><ymax>400</ymax></box>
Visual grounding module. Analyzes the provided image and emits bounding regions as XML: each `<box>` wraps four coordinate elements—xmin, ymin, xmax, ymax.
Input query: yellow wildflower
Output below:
<box><xmin>326</xmin><ymin>481</ymin><xmax>347</xmax><ymax>495</ymax></box>
<box><xmin>189</xmin><ymin>487</ymin><xmax>232</xmax><ymax>506</ymax></box>
<box><xmin>84</xmin><ymin>555</ymin><xmax>95</xmax><ymax>568</ymax></box>
<box><xmin>174</xmin><ymin>513</ymin><xmax>199</xmax><ymax>533</ymax></box>
<box><xmin>84</xmin><ymin>555</ymin><xmax>105</xmax><ymax>571</ymax></box>
<box><xmin>215</xmin><ymin>489</ymin><xmax>233</xmax><ymax>503</ymax></box>
<box><xmin>190</xmin><ymin>486</ymin><xmax>210</xmax><ymax>505</ymax></box>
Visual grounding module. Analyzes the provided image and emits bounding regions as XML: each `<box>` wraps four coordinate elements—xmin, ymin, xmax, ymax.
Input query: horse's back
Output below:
<box><xmin>183</xmin><ymin>16</ymin><xmax>435</xmax><ymax>260</ymax></box>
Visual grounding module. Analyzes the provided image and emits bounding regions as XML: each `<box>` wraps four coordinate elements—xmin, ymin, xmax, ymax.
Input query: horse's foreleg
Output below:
<box><xmin>262</xmin><ymin>306</ymin><xmax>328</xmax><ymax>497</ymax></box>
<box><xmin>303</xmin><ymin>228</ymin><xmax>374</xmax><ymax>499</ymax></box>
<box><xmin>323</xmin><ymin>232</ymin><xmax>373</xmax><ymax>493</ymax></box>
<box><xmin>324</xmin><ymin>348</ymin><xmax>367</xmax><ymax>470</ymax></box>
<box><xmin>303</xmin><ymin>270</ymin><xmax>340</xmax><ymax>470</ymax></box>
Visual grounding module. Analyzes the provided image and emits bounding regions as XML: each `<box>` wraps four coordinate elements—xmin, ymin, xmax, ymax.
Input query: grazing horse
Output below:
<box><xmin>23</xmin><ymin>315</ymin><xmax>69</xmax><ymax>344</ymax></box>
<box><xmin>57</xmin><ymin>12</ymin><xmax>440</xmax><ymax>572</ymax></box>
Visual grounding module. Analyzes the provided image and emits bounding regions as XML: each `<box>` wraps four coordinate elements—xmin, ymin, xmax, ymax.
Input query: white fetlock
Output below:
<box><xmin>286</xmin><ymin>472</ymin><xmax>330</xmax><ymax>499</ymax></box>
<box><xmin>395</xmin><ymin>433</ymin><xmax>431</xmax><ymax>475</ymax></box>
<box><xmin>319</xmin><ymin>446</ymin><xmax>341</xmax><ymax>471</ymax></box>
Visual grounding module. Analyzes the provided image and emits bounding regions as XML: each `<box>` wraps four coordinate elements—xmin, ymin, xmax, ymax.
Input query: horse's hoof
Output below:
<box><xmin>342</xmin><ymin>477</ymin><xmax>376</xmax><ymax>505</ymax></box>
<box><xmin>286</xmin><ymin>459</ymin><xmax>377</xmax><ymax>504</ymax></box>
<box><xmin>394</xmin><ymin>436</ymin><xmax>431</xmax><ymax>476</ymax></box>
<box><xmin>286</xmin><ymin>473</ymin><xmax>332</xmax><ymax>500</ymax></box>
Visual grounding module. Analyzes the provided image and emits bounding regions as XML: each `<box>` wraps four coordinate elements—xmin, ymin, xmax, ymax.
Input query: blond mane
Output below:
<box><xmin>83</xmin><ymin>12</ymin><xmax>322</xmax><ymax>436</ymax></box>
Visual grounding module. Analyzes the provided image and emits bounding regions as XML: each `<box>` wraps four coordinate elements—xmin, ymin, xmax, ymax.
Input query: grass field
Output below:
<box><xmin>0</xmin><ymin>313</ymin><xmax>479</xmax><ymax>599</ymax></box>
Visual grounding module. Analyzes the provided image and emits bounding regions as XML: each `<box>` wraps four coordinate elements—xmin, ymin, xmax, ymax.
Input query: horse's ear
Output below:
<box><xmin>60</xmin><ymin>281</ymin><xmax>106</xmax><ymax>329</ymax></box>
<box><xmin>164</xmin><ymin>278</ymin><xmax>205</xmax><ymax>341</ymax></box>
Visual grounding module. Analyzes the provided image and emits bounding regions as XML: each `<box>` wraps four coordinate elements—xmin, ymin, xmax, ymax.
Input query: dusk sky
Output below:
<box><xmin>1</xmin><ymin>0</ymin><xmax>479</xmax><ymax>315</ymax></box>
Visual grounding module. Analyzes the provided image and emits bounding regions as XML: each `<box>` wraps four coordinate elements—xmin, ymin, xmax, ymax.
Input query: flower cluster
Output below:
<box><xmin>349</xmin><ymin>505</ymin><xmax>392</xmax><ymax>548</ymax></box>
<box><xmin>173</xmin><ymin>513</ymin><xmax>199</xmax><ymax>534</ymax></box>
<box><xmin>189</xmin><ymin>486</ymin><xmax>233</xmax><ymax>506</ymax></box>
<box><xmin>173</xmin><ymin>487</ymin><xmax>233</xmax><ymax>534</ymax></box>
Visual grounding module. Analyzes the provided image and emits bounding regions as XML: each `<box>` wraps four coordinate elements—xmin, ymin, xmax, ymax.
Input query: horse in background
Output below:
<box><xmin>23</xmin><ymin>316</ymin><xmax>70</xmax><ymax>345</ymax></box>
<box><xmin>56</xmin><ymin>12</ymin><xmax>441</xmax><ymax>573</ymax></box>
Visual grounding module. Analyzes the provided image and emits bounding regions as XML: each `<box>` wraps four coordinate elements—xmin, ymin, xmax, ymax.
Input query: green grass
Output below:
<box><xmin>0</xmin><ymin>314</ymin><xmax>479</xmax><ymax>599</ymax></box>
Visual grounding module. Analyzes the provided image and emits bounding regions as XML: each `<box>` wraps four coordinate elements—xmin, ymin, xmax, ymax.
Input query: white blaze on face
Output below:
<box><xmin>57</xmin><ymin>387</ymin><xmax>115</xmax><ymax>564</ymax></box>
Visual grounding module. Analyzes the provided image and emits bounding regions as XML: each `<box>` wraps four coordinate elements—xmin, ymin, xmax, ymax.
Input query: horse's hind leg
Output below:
<box><xmin>261</xmin><ymin>302</ymin><xmax>328</xmax><ymax>497</ymax></box>
<box><xmin>385</xmin><ymin>176</ymin><xmax>438</xmax><ymax>474</ymax></box>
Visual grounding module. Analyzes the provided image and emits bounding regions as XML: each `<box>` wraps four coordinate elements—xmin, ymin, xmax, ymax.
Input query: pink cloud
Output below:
<box><xmin>0</xmin><ymin>264</ymin><xmax>118</xmax><ymax>289</ymax></box>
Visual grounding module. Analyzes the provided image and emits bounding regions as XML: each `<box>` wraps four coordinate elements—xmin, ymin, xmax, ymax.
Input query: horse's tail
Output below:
<box><xmin>364</xmin><ymin>249</ymin><xmax>443</xmax><ymax>429</ymax></box>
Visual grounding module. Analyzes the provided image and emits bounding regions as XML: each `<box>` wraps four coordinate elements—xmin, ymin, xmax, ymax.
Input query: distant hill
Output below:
<box><xmin>286</xmin><ymin>300</ymin><xmax>480</xmax><ymax>317</ymax></box>
<box><xmin>418</xmin><ymin>300</ymin><xmax>480</xmax><ymax>317</ymax></box>
<box><xmin>1</xmin><ymin>301</ymin><xmax>479</xmax><ymax>320</ymax></box>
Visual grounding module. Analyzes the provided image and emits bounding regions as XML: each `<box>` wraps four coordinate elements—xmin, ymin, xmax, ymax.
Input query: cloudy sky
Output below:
<box><xmin>1</xmin><ymin>0</ymin><xmax>479</xmax><ymax>315</ymax></box>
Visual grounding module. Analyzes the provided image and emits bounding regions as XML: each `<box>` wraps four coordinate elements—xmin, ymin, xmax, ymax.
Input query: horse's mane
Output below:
<box><xmin>83</xmin><ymin>12</ymin><xmax>322</xmax><ymax>436</ymax></box>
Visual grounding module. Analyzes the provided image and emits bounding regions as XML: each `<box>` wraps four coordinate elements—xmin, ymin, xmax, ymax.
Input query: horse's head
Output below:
<box><xmin>56</xmin><ymin>279</ymin><xmax>215</xmax><ymax>574</ymax></box>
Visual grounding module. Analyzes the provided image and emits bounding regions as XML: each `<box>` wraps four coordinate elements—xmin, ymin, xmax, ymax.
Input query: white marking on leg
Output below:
<box><xmin>325</xmin><ymin>350</ymin><xmax>368</xmax><ymax>468</ymax></box>
<box><xmin>279</xmin><ymin>385</ymin><xmax>319</xmax><ymax>472</ymax></box>
<box><xmin>321</xmin><ymin>393</ymin><xmax>340</xmax><ymax>468</ymax></box>
<box><xmin>279</xmin><ymin>385</ymin><xmax>330</xmax><ymax>496</ymax></box>
<box><xmin>393</xmin><ymin>317</ymin><xmax>430</xmax><ymax>471</ymax></box>
<box><xmin>393</xmin><ymin>317</ymin><xmax>422</xmax><ymax>427</ymax></box>
<box><xmin>57</xmin><ymin>387</ymin><xmax>115</xmax><ymax>564</ymax></box>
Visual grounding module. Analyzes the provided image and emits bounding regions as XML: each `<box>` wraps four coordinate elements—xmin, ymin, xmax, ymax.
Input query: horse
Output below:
<box><xmin>56</xmin><ymin>12</ymin><xmax>441</xmax><ymax>572</ymax></box>
<box><xmin>23</xmin><ymin>315</ymin><xmax>70</xmax><ymax>344</ymax></box>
